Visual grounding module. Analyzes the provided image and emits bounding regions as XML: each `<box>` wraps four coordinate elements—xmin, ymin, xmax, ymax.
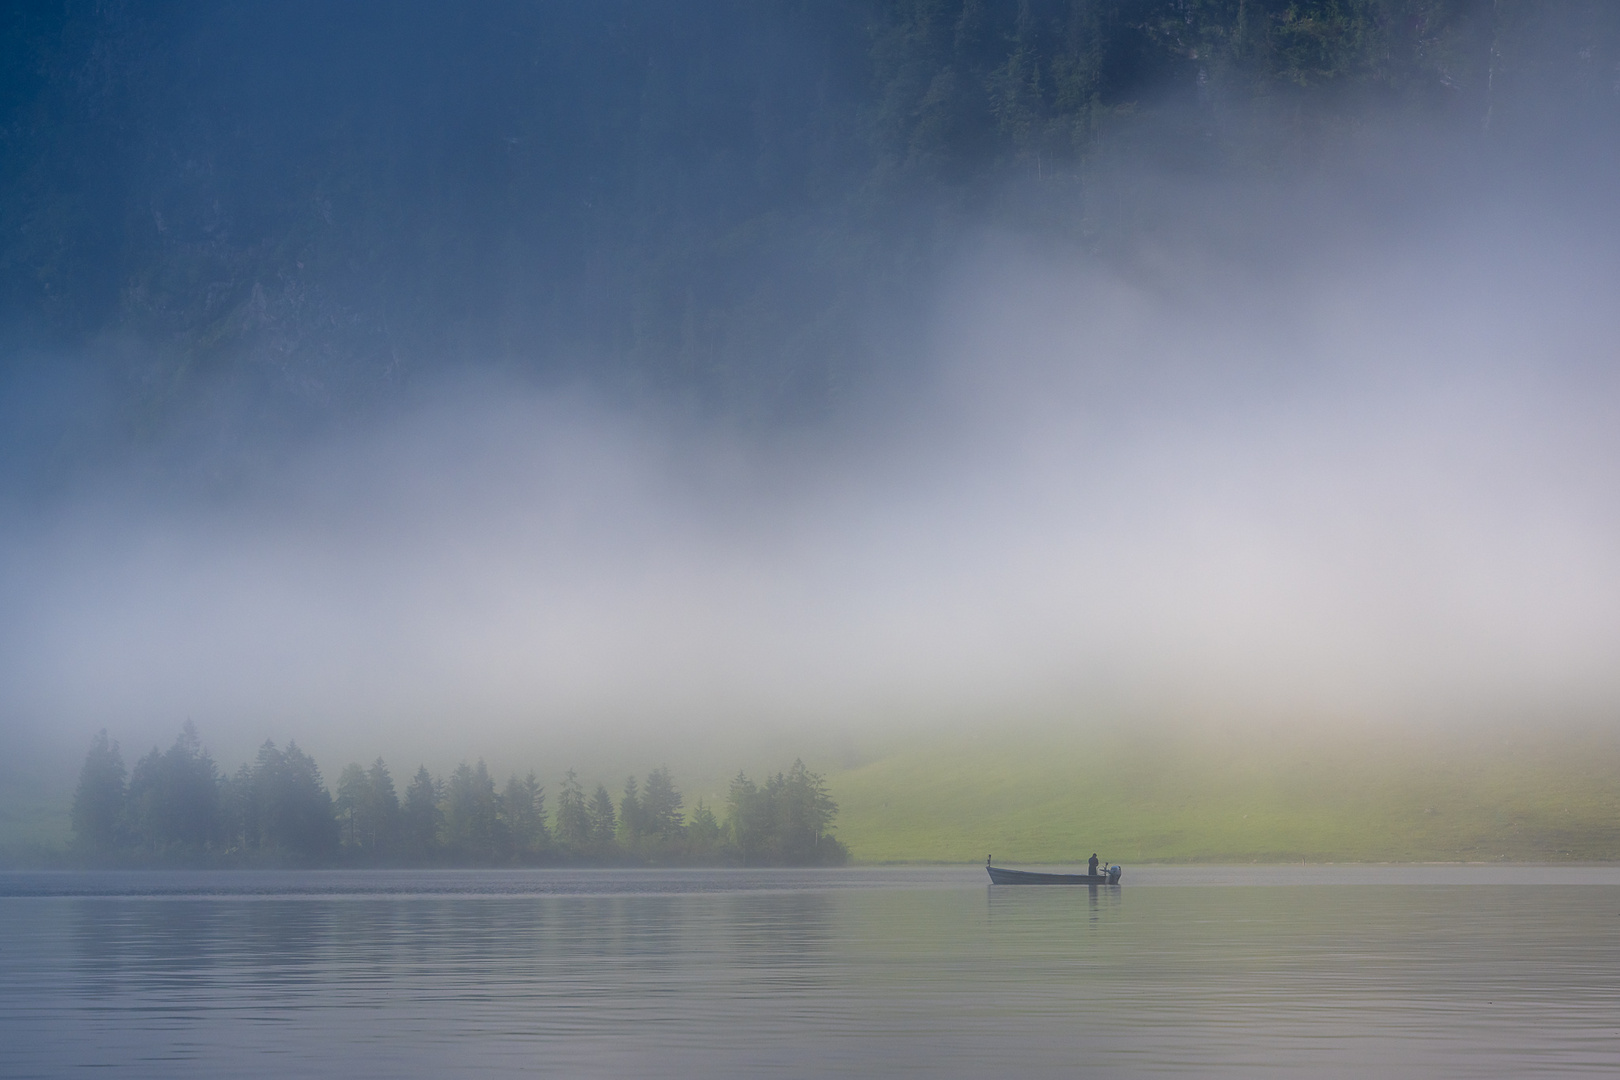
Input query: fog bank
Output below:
<box><xmin>6</xmin><ymin>177</ymin><xmax>1619</xmax><ymax>776</ymax></box>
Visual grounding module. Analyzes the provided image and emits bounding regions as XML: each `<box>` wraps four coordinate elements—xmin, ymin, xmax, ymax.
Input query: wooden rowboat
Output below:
<box><xmin>986</xmin><ymin>863</ymin><xmax>1121</xmax><ymax>885</ymax></box>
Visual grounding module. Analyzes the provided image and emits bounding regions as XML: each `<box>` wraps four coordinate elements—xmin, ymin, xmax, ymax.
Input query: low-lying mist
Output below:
<box><xmin>5</xmin><ymin>164</ymin><xmax>1618</xmax><ymax>787</ymax></box>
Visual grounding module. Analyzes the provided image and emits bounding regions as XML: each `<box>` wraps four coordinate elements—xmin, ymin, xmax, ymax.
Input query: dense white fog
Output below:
<box><xmin>5</xmin><ymin>173</ymin><xmax>1619</xmax><ymax>778</ymax></box>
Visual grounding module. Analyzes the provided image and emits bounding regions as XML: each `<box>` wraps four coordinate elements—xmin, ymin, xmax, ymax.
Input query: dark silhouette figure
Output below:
<box><xmin>1088</xmin><ymin>853</ymin><xmax>1099</xmax><ymax>876</ymax></box>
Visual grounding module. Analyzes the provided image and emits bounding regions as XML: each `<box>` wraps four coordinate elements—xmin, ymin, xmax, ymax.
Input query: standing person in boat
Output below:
<box><xmin>1088</xmin><ymin>854</ymin><xmax>1099</xmax><ymax>876</ymax></box>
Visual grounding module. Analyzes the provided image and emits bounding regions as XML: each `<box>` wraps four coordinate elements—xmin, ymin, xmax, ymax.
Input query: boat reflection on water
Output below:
<box><xmin>985</xmin><ymin>873</ymin><xmax>1123</xmax><ymax>932</ymax></box>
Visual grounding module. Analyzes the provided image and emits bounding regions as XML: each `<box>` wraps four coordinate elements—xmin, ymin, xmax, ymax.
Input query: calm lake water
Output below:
<box><xmin>2</xmin><ymin>866</ymin><xmax>1617</xmax><ymax>1077</ymax></box>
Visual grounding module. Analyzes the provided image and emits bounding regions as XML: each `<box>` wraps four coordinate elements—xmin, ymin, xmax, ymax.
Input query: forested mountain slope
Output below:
<box><xmin>5</xmin><ymin>0</ymin><xmax>1617</xmax><ymax>474</ymax></box>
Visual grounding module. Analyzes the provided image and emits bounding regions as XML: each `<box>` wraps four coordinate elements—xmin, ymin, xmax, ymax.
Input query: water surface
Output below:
<box><xmin>2</xmin><ymin>866</ymin><xmax>1616</xmax><ymax>1077</ymax></box>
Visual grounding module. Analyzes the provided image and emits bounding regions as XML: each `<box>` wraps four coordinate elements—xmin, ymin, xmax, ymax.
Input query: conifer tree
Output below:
<box><xmin>335</xmin><ymin>763</ymin><xmax>368</xmax><ymax>848</ymax></box>
<box><xmin>248</xmin><ymin>740</ymin><xmax>338</xmax><ymax>860</ymax></box>
<box><xmin>616</xmin><ymin>775</ymin><xmax>644</xmax><ymax>849</ymax></box>
<box><xmin>361</xmin><ymin>758</ymin><xmax>400</xmax><ymax>854</ymax></box>
<box><xmin>553</xmin><ymin>769</ymin><xmax>590</xmax><ymax>855</ymax></box>
<box><xmin>776</xmin><ymin>759</ymin><xmax>845</xmax><ymax>865</ymax></box>
<box><xmin>401</xmin><ymin>765</ymin><xmax>442</xmax><ymax>861</ymax></box>
<box><xmin>588</xmin><ymin>784</ymin><xmax>618</xmax><ymax>858</ymax></box>
<box><xmin>686</xmin><ymin>799</ymin><xmax>721</xmax><ymax>858</ymax></box>
<box><xmin>726</xmin><ymin>772</ymin><xmax>769</xmax><ymax>864</ymax></box>
<box><xmin>641</xmin><ymin>766</ymin><xmax>684</xmax><ymax>843</ymax></box>
<box><xmin>220</xmin><ymin>761</ymin><xmax>256</xmax><ymax>852</ymax></box>
<box><xmin>723</xmin><ymin>762</ymin><xmax>846</xmax><ymax>866</ymax></box>
<box><xmin>70</xmin><ymin>729</ymin><xmax>126</xmax><ymax>853</ymax></box>
<box><xmin>501</xmin><ymin>772</ymin><xmax>547</xmax><ymax>860</ymax></box>
<box><xmin>443</xmin><ymin>759</ymin><xmax>505</xmax><ymax>861</ymax></box>
<box><xmin>126</xmin><ymin>722</ymin><xmax>221</xmax><ymax>854</ymax></box>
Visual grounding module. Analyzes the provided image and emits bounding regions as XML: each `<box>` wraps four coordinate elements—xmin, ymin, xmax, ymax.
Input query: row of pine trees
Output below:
<box><xmin>71</xmin><ymin>724</ymin><xmax>848</xmax><ymax>867</ymax></box>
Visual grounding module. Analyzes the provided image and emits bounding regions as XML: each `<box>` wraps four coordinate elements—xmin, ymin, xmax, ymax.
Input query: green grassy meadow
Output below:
<box><xmin>826</xmin><ymin>723</ymin><xmax>1620</xmax><ymax>865</ymax></box>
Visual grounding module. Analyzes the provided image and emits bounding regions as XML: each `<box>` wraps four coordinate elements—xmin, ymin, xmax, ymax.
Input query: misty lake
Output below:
<box><xmin>2</xmin><ymin>866</ymin><xmax>1617</xmax><ymax>1078</ymax></box>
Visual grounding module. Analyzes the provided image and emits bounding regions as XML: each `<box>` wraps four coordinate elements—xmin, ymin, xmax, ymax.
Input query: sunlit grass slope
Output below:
<box><xmin>828</xmin><ymin>723</ymin><xmax>1620</xmax><ymax>864</ymax></box>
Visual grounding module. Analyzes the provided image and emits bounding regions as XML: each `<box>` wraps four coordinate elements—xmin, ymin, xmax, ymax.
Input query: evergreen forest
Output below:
<box><xmin>69</xmin><ymin>724</ymin><xmax>848</xmax><ymax>867</ymax></box>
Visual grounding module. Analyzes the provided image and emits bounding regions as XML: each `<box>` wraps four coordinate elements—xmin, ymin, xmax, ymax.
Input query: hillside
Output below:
<box><xmin>830</xmin><ymin>722</ymin><xmax>1620</xmax><ymax>863</ymax></box>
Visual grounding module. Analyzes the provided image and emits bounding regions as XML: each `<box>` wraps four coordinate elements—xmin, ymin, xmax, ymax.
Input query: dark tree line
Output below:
<box><xmin>727</xmin><ymin>763</ymin><xmax>847</xmax><ymax>867</ymax></box>
<box><xmin>70</xmin><ymin>725</ymin><xmax>848</xmax><ymax>867</ymax></box>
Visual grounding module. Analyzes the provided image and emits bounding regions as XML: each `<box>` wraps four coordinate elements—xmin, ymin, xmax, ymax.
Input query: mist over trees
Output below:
<box><xmin>68</xmin><ymin>725</ymin><xmax>848</xmax><ymax>868</ymax></box>
<box><xmin>728</xmin><ymin>762</ymin><xmax>847</xmax><ymax>866</ymax></box>
<box><xmin>12</xmin><ymin>3</ymin><xmax>1620</xmax><ymax>867</ymax></box>
<box><xmin>4</xmin><ymin>1</ymin><xmax>1617</xmax><ymax>485</ymax></box>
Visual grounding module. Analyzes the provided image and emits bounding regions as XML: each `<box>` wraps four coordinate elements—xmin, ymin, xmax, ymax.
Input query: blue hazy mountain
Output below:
<box><xmin>3</xmin><ymin>1</ymin><xmax>1618</xmax><ymax>487</ymax></box>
